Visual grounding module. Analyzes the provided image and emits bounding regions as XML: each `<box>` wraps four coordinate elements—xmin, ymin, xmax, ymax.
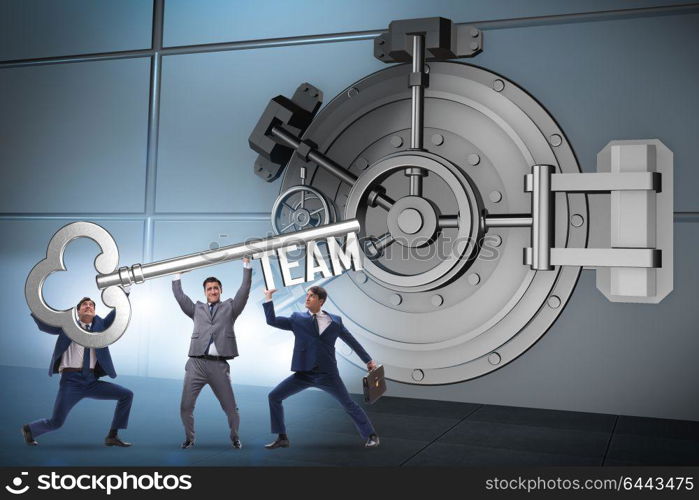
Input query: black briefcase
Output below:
<box><xmin>362</xmin><ymin>365</ymin><xmax>386</xmax><ymax>404</ymax></box>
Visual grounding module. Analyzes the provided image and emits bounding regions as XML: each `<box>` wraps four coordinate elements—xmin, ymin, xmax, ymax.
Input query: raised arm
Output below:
<box><xmin>102</xmin><ymin>288</ymin><xmax>129</xmax><ymax>328</ymax></box>
<box><xmin>172</xmin><ymin>278</ymin><xmax>195</xmax><ymax>318</ymax></box>
<box><xmin>30</xmin><ymin>313</ymin><xmax>62</xmax><ymax>335</ymax></box>
<box><xmin>230</xmin><ymin>260</ymin><xmax>253</xmax><ymax>317</ymax></box>
<box><xmin>262</xmin><ymin>290</ymin><xmax>293</xmax><ymax>330</ymax></box>
<box><xmin>103</xmin><ymin>308</ymin><xmax>116</xmax><ymax>328</ymax></box>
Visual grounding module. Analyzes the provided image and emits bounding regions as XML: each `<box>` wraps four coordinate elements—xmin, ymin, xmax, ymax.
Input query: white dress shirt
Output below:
<box><xmin>313</xmin><ymin>310</ymin><xmax>331</xmax><ymax>334</ymax></box>
<box><xmin>58</xmin><ymin>321</ymin><xmax>96</xmax><ymax>372</ymax></box>
<box><xmin>206</xmin><ymin>301</ymin><xmax>221</xmax><ymax>356</ymax></box>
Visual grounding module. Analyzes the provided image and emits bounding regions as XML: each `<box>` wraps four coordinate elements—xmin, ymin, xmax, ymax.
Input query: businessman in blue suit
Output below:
<box><xmin>21</xmin><ymin>297</ymin><xmax>133</xmax><ymax>447</ymax></box>
<box><xmin>263</xmin><ymin>286</ymin><xmax>380</xmax><ymax>448</ymax></box>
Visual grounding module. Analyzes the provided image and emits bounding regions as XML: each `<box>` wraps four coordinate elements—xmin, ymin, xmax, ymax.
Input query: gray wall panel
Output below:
<box><xmin>155</xmin><ymin>43</ymin><xmax>384</xmax><ymax>213</ymax></box>
<box><xmin>0</xmin><ymin>59</ymin><xmax>150</xmax><ymax>214</ymax></box>
<box><xmin>0</xmin><ymin>219</ymin><xmax>145</xmax><ymax>376</ymax></box>
<box><xmin>0</xmin><ymin>0</ymin><xmax>152</xmax><ymax>61</ymax></box>
<box><xmin>162</xmin><ymin>0</ymin><xmax>676</xmax><ymax>47</ymax></box>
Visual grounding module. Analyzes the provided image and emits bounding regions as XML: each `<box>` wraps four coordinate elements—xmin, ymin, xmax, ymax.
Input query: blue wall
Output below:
<box><xmin>1</xmin><ymin>0</ymin><xmax>697</xmax><ymax>420</ymax></box>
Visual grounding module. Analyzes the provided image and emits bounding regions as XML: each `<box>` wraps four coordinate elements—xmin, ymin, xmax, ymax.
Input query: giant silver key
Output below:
<box><xmin>25</xmin><ymin>219</ymin><xmax>361</xmax><ymax>348</ymax></box>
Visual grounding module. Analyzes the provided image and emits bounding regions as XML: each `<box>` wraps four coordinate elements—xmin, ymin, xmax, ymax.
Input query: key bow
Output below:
<box><xmin>24</xmin><ymin>222</ymin><xmax>131</xmax><ymax>348</ymax></box>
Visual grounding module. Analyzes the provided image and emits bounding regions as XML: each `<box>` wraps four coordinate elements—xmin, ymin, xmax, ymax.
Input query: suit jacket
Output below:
<box><xmin>31</xmin><ymin>312</ymin><xmax>117</xmax><ymax>378</ymax></box>
<box><xmin>172</xmin><ymin>268</ymin><xmax>252</xmax><ymax>358</ymax></box>
<box><xmin>263</xmin><ymin>301</ymin><xmax>371</xmax><ymax>374</ymax></box>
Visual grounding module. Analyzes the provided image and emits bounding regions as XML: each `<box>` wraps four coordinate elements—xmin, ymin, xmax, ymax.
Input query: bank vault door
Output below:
<box><xmin>249</xmin><ymin>18</ymin><xmax>673</xmax><ymax>385</ymax></box>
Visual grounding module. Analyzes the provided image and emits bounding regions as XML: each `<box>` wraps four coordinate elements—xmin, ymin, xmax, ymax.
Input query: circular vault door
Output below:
<box><xmin>282</xmin><ymin>62</ymin><xmax>587</xmax><ymax>384</ymax></box>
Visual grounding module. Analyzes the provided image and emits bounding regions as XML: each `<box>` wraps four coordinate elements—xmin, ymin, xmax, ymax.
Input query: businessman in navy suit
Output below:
<box><xmin>21</xmin><ymin>297</ymin><xmax>133</xmax><ymax>447</ymax></box>
<box><xmin>263</xmin><ymin>286</ymin><xmax>380</xmax><ymax>448</ymax></box>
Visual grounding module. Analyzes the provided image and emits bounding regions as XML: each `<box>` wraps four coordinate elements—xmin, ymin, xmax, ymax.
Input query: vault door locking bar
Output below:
<box><xmin>523</xmin><ymin>164</ymin><xmax>662</xmax><ymax>270</ymax></box>
<box><xmin>485</xmin><ymin>140</ymin><xmax>673</xmax><ymax>303</ymax></box>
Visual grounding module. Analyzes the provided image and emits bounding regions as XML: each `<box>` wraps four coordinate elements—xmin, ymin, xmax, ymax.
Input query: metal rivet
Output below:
<box><xmin>490</xmin><ymin>235</ymin><xmax>502</xmax><ymax>247</ymax></box>
<box><xmin>471</xmin><ymin>28</ymin><xmax>480</xmax><ymax>38</ymax></box>
<box><xmin>431</xmin><ymin>294</ymin><xmax>444</xmax><ymax>307</ymax></box>
<box><xmin>356</xmin><ymin>271</ymin><xmax>368</xmax><ymax>284</ymax></box>
<box><xmin>412</xmin><ymin>369</ymin><xmax>425</xmax><ymax>381</ymax></box>
<box><xmin>488</xmin><ymin>352</ymin><xmax>501</xmax><ymax>365</ymax></box>
<box><xmin>431</xmin><ymin>134</ymin><xmax>444</xmax><ymax>146</ymax></box>
<box><xmin>389</xmin><ymin>293</ymin><xmax>402</xmax><ymax>305</ymax></box>
<box><xmin>467</xmin><ymin>153</ymin><xmax>481</xmax><ymax>166</ymax></box>
<box><xmin>549</xmin><ymin>134</ymin><xmax>563</xmax><ymax>147</ymax></box>
<box><xmin>347</xmin><ymin>87</ymin><xmax>359</xmax><ymax>98</ymax></box>
<box><xmin>377</xmin><ymin>39</ymin><xmax>385</xmax><ymax>46</ymax></box>
<box><xmin>424</xmin><ymin>64</ymin><xmax>430</xmax><ymax>74</ymax></box>
<box><xmin>547</xmin><ymin>295</ymin><xmax>561</xmax><ymax>309</ymax></box>
<box><xmin>489</xmin><ymin>191</ymin><xmax>502</xmax><ymax>203</ymax></box>
<box><xmin>390</xmin><ymin>135</ymin><xmax>403</xmax><ymax>148</ymax></box>
<box><xmin>571</xmin><ymin>214</ymin><xmax>584</xmax><ymax>227</ymax></box>
<box><xmin>209</xmin><ymin>242</ymin><xmax>219</xmax><ymax>250</ymax></box>
<box><xmin>468</xmin><ymin>273</ymin><xmax>481</xmax><ymax>286</ymax></box>
<box><xmin>355</xmin><ymin>157</ymin><xmax>369</xmax><ymax>170</ymax></box>
<box><xmin>493</xmin><ymin>79</ymin><xmax>505</xmax><ymax>92</ymax></box>
<box><xmin>470</xmin><ymin>41</ymin><xmax>479</xmax><ymax>51</ymax></box>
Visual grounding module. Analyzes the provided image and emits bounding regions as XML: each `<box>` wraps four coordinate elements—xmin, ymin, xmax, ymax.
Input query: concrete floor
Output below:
<box><xmin>3</xmin><ymin>366</ymin><xmax>698</xmax><ymax>467</ymax></box>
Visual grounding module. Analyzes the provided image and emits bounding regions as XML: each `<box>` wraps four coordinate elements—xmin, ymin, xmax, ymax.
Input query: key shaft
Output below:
<box><xmin>95</xmin><ymin>219</ymin><xmax>360</xmax><ymax>289</ymax></box>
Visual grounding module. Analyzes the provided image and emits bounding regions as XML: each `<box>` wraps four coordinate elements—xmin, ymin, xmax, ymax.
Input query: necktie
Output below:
<box><xmin>82</xmin><ymin>323</ymin><xmax>91</xmax><ymax>376</ymax></box>
<box><xmin>205</xmin><ymin>304</ymin><xmax>215</xmax><ymax>355</ymax></box>
<box><xmin>312</xmin><ymin>314</ymin><xmax>320</xmax><ymax>335</ymax></box>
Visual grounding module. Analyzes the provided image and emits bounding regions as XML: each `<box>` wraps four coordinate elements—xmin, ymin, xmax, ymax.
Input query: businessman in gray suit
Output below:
<box><xmin>172</xmin><ymin>258</ymin><xmax>252</xmax><ymax>449</ymax></box>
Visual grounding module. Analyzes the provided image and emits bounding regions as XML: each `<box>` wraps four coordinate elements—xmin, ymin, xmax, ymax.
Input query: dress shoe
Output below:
<box><xmin>264</xmin><ymin>438</ymin><xmax>290</xmax><ymax>449</ymax></box>
<box><xmin>181</xmin><ymin>439</ymin><xmax>195</xmax><ymax>449</ymax></box>
<box><xmin>21</xmin><ymin>424</ymin><xmax>38</xmax><ymax>446</ymax></box>
<box><xmin>365</xmin><ymin>434</ymin><xmax>380</xmax><ymax>448</ymax></box>
<box><xmin>105</xmin><ymin>436</ymin><xmax>132</xmax><ymax>447</ymax></box>
<box><xmin>232</xmin><ymin>438</ymin><xmax>242</xmax><ymax>449</ymax></box>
